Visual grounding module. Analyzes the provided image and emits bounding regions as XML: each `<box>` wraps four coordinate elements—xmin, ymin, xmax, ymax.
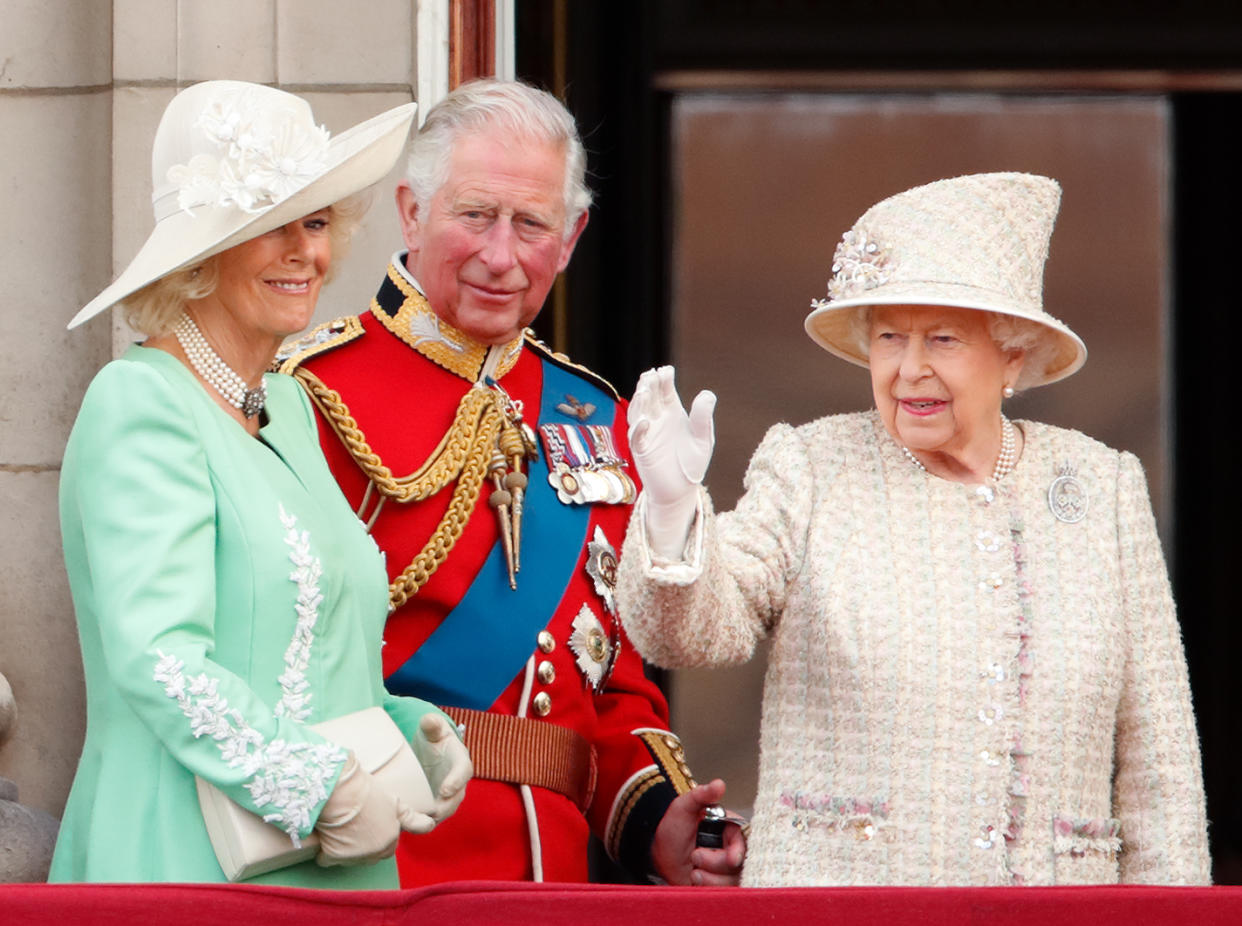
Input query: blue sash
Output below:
<box><xmin>384</xmin><ymin>361</ymin><xmax>614</xmax><ymax>708</ymax></box>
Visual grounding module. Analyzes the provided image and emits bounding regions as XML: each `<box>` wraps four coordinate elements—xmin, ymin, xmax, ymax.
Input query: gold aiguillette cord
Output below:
<box><xmin>294</xmin><ymin>367</ymin><xmax>536</xmax><ymax>608</ymax></box>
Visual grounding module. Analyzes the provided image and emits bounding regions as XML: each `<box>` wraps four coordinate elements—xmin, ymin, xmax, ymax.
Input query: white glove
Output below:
<box><xmin>411</xmin><ymin>712</ymin><xmax>472</xmax><ymax>824</ymax></box>
<box><xmin>314</xmin><ymin>751</ymin><xmax>401</xmax><ymax>867</ymax></box>
<box><xmin>394</xmin><ymin>796</ymin><xmax>437</xmax><ymax>836</ymax></box>
<box><xmin>628</xmin><ymin>366</ymin><xmax>716</xmax><ymax>560</ymax></box>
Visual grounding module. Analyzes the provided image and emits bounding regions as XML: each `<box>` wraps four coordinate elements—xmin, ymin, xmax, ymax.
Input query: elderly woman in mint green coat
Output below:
<box><xmin>50</xmin><ymin>81</ymin><xmax>471</xmax><ymax>887</ymax></box>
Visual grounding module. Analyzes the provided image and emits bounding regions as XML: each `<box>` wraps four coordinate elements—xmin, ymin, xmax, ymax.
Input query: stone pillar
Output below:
<box><xmin>0</xmin><ymin>0</ymin><xmax>427</xmax><ymax>880</ymax></box>
<box><xmin>0</xmin><ymin>0</ymin><xmax>113</xmax><ymax>839</ymax></box>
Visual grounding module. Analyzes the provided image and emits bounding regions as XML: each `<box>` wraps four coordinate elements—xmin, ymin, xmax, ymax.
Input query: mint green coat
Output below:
<box><xmin>50</xmin><ymin>346</ymin><xmax>439</xmax><ymax>886</ymax></box>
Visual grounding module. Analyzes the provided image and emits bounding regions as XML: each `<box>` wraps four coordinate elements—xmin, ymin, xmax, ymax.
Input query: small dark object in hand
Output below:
<box><xmin>696</xmin><ymin>804</ymin><xmax>727</xmax><ymax>849</ymax></box>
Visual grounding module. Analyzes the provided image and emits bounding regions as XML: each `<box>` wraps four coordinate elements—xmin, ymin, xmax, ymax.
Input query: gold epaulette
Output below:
<box><xmin>522</xmin><ymin>331</ymin><xmax>621</xmax><ymax>401</ymax></box>
<box><xmin>272</xmin><ymin>316</ymin><xmax>365</xmax><ymax>374</ymax></box>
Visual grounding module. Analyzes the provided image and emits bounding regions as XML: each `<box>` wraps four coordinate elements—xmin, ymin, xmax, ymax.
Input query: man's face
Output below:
<box><xmin>398</xmin><ymin>129</ymin><xmax>588</xmax><ymax>345</ymax></box>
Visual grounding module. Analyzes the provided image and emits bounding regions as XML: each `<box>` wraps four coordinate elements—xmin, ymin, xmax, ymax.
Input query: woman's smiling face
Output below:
<box><xmin>205</xmin><ymin>210</ymin><xmax>334</xmax><ymax>345</ymax></box>
<box><xmin>868</xmin><ymin>305</ymin><xmax>1024</xmax><ymax>467</ymax></box>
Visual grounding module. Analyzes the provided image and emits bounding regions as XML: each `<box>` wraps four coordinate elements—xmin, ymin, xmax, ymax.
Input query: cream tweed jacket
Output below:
<box><xmin>617</xmin><ymin>411</ymin><xmax>1210</xmax><ymax>886</ymax></box>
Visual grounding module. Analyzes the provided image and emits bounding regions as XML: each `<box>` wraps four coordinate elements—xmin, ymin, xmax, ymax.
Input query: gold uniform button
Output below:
<box><xmin>537</xmin><ymin>660</ymin><xmax>556</xmax><ymax>684</ymax></box>
<box><xmin>532</xmin><ymin>692</ymin><xmax>552</xmax><ymax>716</ymax></box>
<box><xmin>537</xmin><ymin>630</ymin><xmax>555</xmax><ymax>654</ymax></box>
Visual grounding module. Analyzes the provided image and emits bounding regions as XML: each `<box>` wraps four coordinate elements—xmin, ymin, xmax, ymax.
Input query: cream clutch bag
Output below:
<box><xmin>196</xmin><ymin>706</ymin><xmax>433</xmax><ymax>882</ymax></box>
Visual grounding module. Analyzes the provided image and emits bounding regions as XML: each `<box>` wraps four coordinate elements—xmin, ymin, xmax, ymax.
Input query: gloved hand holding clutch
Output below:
<box><xmin>314</xmin><ymin>751</ymin><xmax>401</xmax><ymax>867</ymax></box>
<box><xmin>628</xmin><ymin>366</ymin><xmax>717</xmax><ymax>560</ymax></box>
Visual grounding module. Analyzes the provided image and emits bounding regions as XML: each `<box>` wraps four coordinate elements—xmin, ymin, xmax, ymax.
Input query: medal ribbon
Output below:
<box><xmin>586</xmin><ymin>424</ymin><xmax>623</xmax><ymax>466</ymax></box>
<box><xmin>562</xmin><ymin>424</ymin><xmax>593</xmax><ymax>468</ymax></box>
<box><xmin>384</xmin><ymin>360</ymin><xmax>617</xmax><ymax>709</ymax></box>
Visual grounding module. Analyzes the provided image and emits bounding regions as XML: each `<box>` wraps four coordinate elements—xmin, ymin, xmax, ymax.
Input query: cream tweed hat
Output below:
<box><xmin>803</xmin><ymin>172</ymin><xmax>1087</xmax><ymax>386</ymax></box>
<box><xmin>69</xmin><ymin>80</ymin><xmax>417</xmax><ymax>329</ymax></box>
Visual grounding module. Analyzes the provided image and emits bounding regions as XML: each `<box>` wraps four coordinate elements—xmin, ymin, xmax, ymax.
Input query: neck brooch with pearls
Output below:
<box><xmin>173</xmin><ymin>313</ymin><xmax>267</xmax><ymax>418</ymax></box>
<box><xmin>902</xmin><ymin>416</ymin><xmax>1016</xmax><ymax>484</ymax></box>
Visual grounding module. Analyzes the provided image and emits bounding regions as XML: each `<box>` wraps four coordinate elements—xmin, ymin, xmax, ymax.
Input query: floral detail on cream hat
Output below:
<box><xmin>821</xmin><ymin>226</ymin><xmax>891</xmax><ymax>303</ymax></box>
<box><xmin>168</xmin><ymin>88</ymin><xmax>331</xmax><ymax>216</ymax></box>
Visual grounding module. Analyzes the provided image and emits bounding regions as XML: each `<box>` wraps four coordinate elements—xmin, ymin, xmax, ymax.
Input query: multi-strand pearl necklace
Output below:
<box><xmin>902</xmin><ymin>416</ymin><xmax>1016</xmax><ymax>484</ymax></box>
<box><xmin>173</xmin><ymin>313</ymin><xmax>267</xmax><ymax>418</ymax></box>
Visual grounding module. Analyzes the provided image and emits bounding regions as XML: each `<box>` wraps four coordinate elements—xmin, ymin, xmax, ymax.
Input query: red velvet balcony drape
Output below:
<box><xmin>5</xmin><ymin>881</ymin><xmax>1242</xmax><ymax>925</ymax></box>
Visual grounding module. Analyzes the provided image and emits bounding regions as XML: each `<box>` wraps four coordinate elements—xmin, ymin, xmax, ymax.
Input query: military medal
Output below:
<box><xmin>585</xmin><ymin>527</ymin><xmax>619</xmax><ymax>614</ymax></box>
<box><xmin>1048</xmin><ymin>460</ymin><xmax>1088</xmax><ymax>523</ymax></box>
<box><xmin>569</xmin><ymin>604</ymin><xmax>616</xmax><ymax>692</ymax></box>
<box><xmin>540</xmin><ymin>422</ymin><xmax>636</xmax><ymax>505</ymax></box>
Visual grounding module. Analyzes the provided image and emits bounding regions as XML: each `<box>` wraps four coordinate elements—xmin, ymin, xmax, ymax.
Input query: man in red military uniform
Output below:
<box><xmin>277</xmin><ymin>79</ymin><xmax>743</xmax><ymax>886</ymax></box>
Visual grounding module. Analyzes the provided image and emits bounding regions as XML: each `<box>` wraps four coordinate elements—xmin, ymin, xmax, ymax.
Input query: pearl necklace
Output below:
<box><xmin>173</xmin><ymin>313</ymin><xmax>267</xmax><ymax>418</ymax></box>
<box><xmin>902</xmin><ymin>416</ymin><xmax>1016</xmax><ymax>484</ymax></box>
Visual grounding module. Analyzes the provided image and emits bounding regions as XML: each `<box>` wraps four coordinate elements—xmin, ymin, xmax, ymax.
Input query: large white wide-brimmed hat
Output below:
<box><xmin>69</xmin><ymin>80</ymin><xmax>417</xmax><ymax>329</ymax></box>
<box><xmin>803</xmin><ymin>171</ymin><xmax>1087</xmax><ymax>387</ymax></box>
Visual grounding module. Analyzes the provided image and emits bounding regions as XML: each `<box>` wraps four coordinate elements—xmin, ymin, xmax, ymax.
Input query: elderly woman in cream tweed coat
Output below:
<box><xmin>616</xmin><ymin>172</ymin><xmax>1210</xmax><ymax>887</ymax></box>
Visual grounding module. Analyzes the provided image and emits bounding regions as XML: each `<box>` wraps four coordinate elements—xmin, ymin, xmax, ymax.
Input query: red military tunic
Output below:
<box><xmin>278</xmin><ymin>258</ymin><xmax>695</xmax><ymax>884</ymax></box>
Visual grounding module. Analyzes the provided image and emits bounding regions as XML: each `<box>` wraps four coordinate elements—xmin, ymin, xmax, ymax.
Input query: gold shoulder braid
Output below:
<box><xmin>293</xmin><ymin>366</ymin><xmax>537</xmax><ymax>609</ymax></box>
<box><xmin>273</xmin><ymin>316</ymin><xmax>365</xmax><ymax>372</ymax></box>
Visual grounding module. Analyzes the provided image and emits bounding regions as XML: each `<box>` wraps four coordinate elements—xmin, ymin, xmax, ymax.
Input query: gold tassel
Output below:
<box><xmin>488</xmin><ymin>450</ymin><xmax>517</xmax><ymax>590</ymax></box>
<box><xmin>498</xmin><ymin>421</ymin><xmax>530</xmax><ymax>574</ymax></box>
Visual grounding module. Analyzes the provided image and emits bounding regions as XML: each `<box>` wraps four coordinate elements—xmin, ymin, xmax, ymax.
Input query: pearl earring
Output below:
<box><xmin>1003</xmin><ymin>385</ymin><xmax>1015</xmax><ymax>399</ymax></box>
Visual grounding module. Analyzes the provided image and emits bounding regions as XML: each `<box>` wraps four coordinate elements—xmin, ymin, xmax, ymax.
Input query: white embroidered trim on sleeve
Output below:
<box><xmin>274</xmin><ymin>504</ymin><xmax>324</xmax><ymax>723</ymax></box>
<box><xmin>153</xmin><ymin>650</ymin><xmax>343</xmax><ymax>844</ymax></box>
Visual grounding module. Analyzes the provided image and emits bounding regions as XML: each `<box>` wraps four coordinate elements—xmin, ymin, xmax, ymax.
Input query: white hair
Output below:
<box><xmin>848</xmin><ymin>306</ymin><xmax>1057</xmax><ymax>391</ymax></box>
<box><xmin>405</xmin><ymin>78</ymin><xmax>592</xmax><ymax>241</ymax></box>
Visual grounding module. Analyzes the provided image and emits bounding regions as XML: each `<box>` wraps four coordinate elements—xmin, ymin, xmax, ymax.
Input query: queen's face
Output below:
<box><xmin>868</xmin><ymin>305</ymin><xmax>1024</xmax><ymax>467</ymax></box>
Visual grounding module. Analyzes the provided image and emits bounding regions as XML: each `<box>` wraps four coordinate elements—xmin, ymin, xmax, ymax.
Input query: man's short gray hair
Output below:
<box><xmin>406</xmin><ymin>78</ymin><xmax>592</xmax><ymax>241</ymax></box>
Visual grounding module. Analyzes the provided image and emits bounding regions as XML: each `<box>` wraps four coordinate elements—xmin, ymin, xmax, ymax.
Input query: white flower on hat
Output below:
<box><xmin>238</xmin><ymin>117</ymin><xmax>332</xmax><ymax>207</ymax></box>
<box><xmin>168</xmin><ymin>88</ymin><xmax>331</xmax><ymax>216</ymax></box>
<box><xmin>822</xmin><ymin>226</ymin><xmax>891</xmax><ymax>303</ymax></box>
<box><xmin>198</xmin><ymin>98</ymin><xmax>245</xmax><ymax>145</ymax></box>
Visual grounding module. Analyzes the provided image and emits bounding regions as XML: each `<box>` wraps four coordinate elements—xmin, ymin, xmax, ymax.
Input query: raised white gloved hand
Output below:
<box><xmin>628</xmin><ymin>366</ymin><xmax>717</xmax><ymax>560</ymax></box>
<box><xmin>410</xmin><ymin>712</ymin><xmax>472</xmax><ymax>824</ymax></box>
<box><xmin>314</xmin><ymin>751</ymin><xmax>401</xmax><ymax>867</ymax></box>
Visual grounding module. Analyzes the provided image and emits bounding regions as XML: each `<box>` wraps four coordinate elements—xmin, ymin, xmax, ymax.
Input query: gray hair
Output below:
<box><xmin>849</xmin><ymin>306</ymin><xmax>1057</xmax><ymax>391</ymax></box>
<box><xmin>121</xmin><ymin>194</ymin><xmax>370</xmax><ymax>337</ymax></box>
<box><xmin>406</xmin><ymin>78</ymin><xmax>592</xmax><ymax>240</ymax></box>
